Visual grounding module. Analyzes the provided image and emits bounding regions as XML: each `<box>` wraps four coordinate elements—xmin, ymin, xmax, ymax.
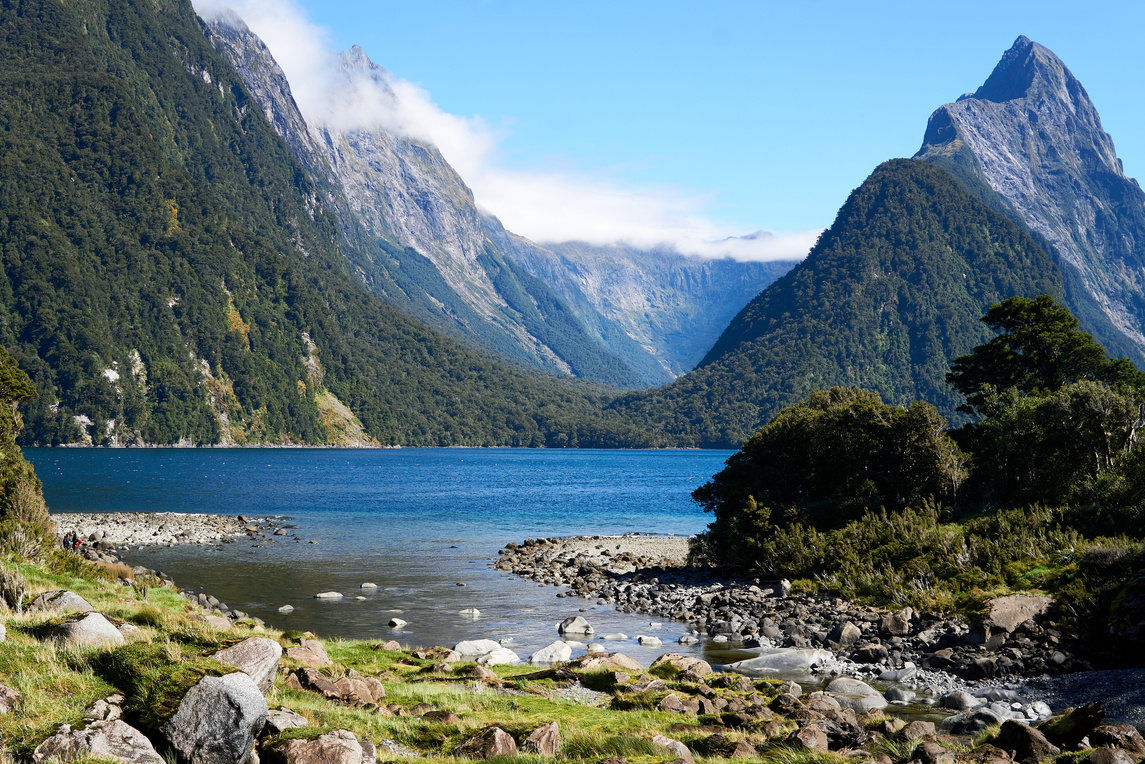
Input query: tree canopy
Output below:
<box><xmin>947</xmin><ymin>294</ymin><xmax>1145</xmax><ymax>416</ymax></box>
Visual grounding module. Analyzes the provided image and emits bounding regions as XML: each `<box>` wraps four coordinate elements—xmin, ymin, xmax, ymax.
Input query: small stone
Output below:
<box><xmin>459</xmin><ymin>608</ymin><xmax>480</xmax><ymax>616</ymax></box>
<box><xmin>637</xmin><ymin>635</ymin><xmax>662</xmax><ymax>647</ymax></box>
<box><xmin>651</xmin><ymin>735</ymin><xmax>695</xmax><ymax>764</ymax></box>
<box><xmin>558</xmin><ymin>615</ymin><xmax>594</xmax><ymax>636</ymax></box>
<box><xmin>454</xmin><ymin>727</ymin><xmax>517</xmax><ymax>759</ymax></box>
<box><xmin>375</xmin><ymin>640</ymin><xmax>402</xmax><ymax>652</ymax></box>
<box><xmin>388</xmin><ymin>618</ymin><xmax>408</xmax><ymax>628</ymax></box>
<box><xmin>314</xmin><ymin>591</ymin><xmax>343</xmax><ymax>599</ymax></box>
<box><xmin>360</xmin><ymin>583</ymin><xmax>377</xmax><ymax>589</ymax></box>
<box><xmin>278</xmin><ymin>605</ymin><xmax>294</xmax><ymax>613</ymax></box>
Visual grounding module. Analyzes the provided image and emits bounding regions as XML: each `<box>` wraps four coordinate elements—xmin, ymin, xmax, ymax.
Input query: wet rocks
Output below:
<box><xmin>558</xmin><ymin>615</ymin><xmax>594</xmax><ymax>636</ymax></box>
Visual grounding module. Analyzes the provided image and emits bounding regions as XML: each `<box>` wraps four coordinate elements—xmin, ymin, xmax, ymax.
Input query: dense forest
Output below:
<box><xmin>609</xmin><ymin>160</ymin><xmax>1065</xmax><ymax>447</ymax></box>
<box><xmin>0</xmin><ymin>0</ymin><xmax>661</xmax><ymax>447</ymax></box>
<box><xmin>692</xmin><ymin>296</ymin><xmax>1145</xmax><ymax>642</ymax></box>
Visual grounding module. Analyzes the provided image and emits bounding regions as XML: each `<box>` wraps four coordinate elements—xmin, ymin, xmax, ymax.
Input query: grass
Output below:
<box><xmin>0</xmin><ymin>549</ymin><xmax>1087</xmax><ymax>764</ymax></box>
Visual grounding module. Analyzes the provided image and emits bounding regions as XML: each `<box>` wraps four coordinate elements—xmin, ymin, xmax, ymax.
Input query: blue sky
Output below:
<box><xmin>198</xmin><ymin>0</ymin><xmax>1145</xmax><ymax>257</ymax></box>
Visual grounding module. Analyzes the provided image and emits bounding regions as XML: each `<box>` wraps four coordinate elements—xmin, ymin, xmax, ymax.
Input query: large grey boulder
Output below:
<box><xmin>160</xmin><ymin>672</ymin><xmax>268</xmax><ymax>764</ymax></box>
<box><xmin>214</xmin><ymin>637</ymin><xmax>283</xmax><ymax>692</ymax></box>
<box><xmin>33</xmin><ymin>720</ymin><xmax>164</xmax><ymax>764</ymax></box>
<box><xmin>30</xmin><ymin>590</ymin><xmax>94</xmax><ymax>614</ymax></box>
<box><xmin>49</xmin><ymin>612</ymin><xmax>125</xmax><ymax>648</ymax></box>
<box><xmin>476</xmin><ymin>647</ymin><xmax>519</xmax><ymax>666</ymax></box>
<box><xmin>264</xmin><ymin>729</ymin><xmax>374</xmax><ymax>764</ymax></box>
<box><xmin>726</xmin><ymin>648</ymin><xmax>833</xmax><ymax>676</ymax></box>
<box><xmin>453</xmin><ymin>639</ymin><xmax>503</xmax><ymax>659</ymax></box>
<box><xmin>824</xmin><ymin>675</ymin><xmax>888</xmax><ymax>713</ymax></box>
<box><xmin>528</xmin><ymin>640</ymin><xmax>572</xmax><ymax>665</ymax></box>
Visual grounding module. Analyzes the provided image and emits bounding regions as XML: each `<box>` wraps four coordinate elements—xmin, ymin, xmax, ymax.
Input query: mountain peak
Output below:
<box><xmin>972</xmin><ymin>35</ymin><xmax>1079</xmax><ymax>105</ymax></box>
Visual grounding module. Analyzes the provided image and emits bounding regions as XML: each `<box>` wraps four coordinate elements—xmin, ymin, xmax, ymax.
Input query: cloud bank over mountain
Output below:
<box><xmin>193</xmin><ymin>0</ymin><xmax>818</xmax><ymax>261</ymax></box>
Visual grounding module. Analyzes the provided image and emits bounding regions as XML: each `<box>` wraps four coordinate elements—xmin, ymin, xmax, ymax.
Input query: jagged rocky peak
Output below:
<box><xmin>916</xmin><ymin>35</ymin><xmax>1145</xmax><ymax>361</ymax></box>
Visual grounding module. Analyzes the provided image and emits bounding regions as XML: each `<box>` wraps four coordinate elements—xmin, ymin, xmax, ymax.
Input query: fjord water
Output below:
<box><xmin>26</xmin><ymin>448</ymin><xmax>732</xmax><ymax>661</ymax></box>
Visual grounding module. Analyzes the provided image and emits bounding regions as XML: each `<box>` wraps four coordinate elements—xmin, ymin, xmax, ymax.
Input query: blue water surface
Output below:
<box><xmin>25</xmin><ymin>448</ymin><xmax>734</xmax><ymax>658</ymax></box>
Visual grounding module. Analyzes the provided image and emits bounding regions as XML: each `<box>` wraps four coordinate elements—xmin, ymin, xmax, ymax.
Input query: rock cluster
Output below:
<box><xmin>51</xmin><ymin>512</ymin><xmax>251</xmax><ymax>549</ymax></box>
<box><xmin>495</xmin><ymin>536</ymin><xmax>1083</xmax><ymax>682</ymax></box>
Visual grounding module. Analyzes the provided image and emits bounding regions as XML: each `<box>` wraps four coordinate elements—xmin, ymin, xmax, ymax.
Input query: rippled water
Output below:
<box><xmin>26</xmin><ymin>447</ymin><xmax>733</xmax><ymax>662</ymax></box>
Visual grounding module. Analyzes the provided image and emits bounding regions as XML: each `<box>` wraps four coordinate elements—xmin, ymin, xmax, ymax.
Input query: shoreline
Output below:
<box><xmin>53</xmin><ymin>511</ymin><xmax>1144</xmax><ymax>725</ymax></box>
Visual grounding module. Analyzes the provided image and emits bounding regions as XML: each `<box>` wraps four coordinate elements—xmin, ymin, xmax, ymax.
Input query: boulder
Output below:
<box><xmin>651</xmin><ymin>735</ymin><xmax>695</xmax><ymax>764</ymax></box>
<box><xmin>558</xmin><ymin>616</ymin><xmax>594</xmax><ymax>636</ymax></box>
<box><xmin>30</xmin><ymin>590</ymin><xmax>94</xmax><ymax>614</ymax></box>
<box><xmin>285</xmin><ymin>639</ymin><xmax>332</xmax><ymax>668</ymax></box>
<box><xmin>295</xmin><ymin>668</ymin><xmax>342</xmax><ymax>700</ymax></box>
<box><xmin>903</xmin><ymin>721</ymin><xmax>937</xmax><ymax>741</ymax></box>
<box><xmin>826</xmin><ymin>621</ymin><xmax>862</xmax><ymax>645</ymax></box>
<box><xmin>940</xmin><ymin>690</ymin><xmax>984</xmax><ymax>711</ymax></box>
<box><xmin>476</xmin><ymin>647</ymin><xmax>520</xmax><ymax>666</ymax></box>
<box><xmin>160</xmin><ymin>672</ymin><xmax>268</xmax><ymax>764</ymax></box>
<box><xmin>191</xmin><ymin>614</ymin><xmax>233</xmax><ymax>630</ymax></box>
<box><xmin>213</xmin><ymin>637</ymin><xmax>283</xmax><ymax>692</ymax></box>
<box><xmin>651</xmin><ymin>653</ymin><xmax>713</xmax><ymax>676</ymax></box>
<box><xmin>637</xmin><ymin>635</ymin><xmax>662</xmax><ymax>647</ymax></box>
<box><xmin>726</xmin><ymin>648</ymin><xmax>833</xmax><ymax>675</ymax></box>
<box><xmin>1091</xmin><ymin>750</ymin><xmax>1139</xmax><ymax>764</ymax></box>
<box><xmin>375</xmin><ymin>640</ymin><xmax>402</xmax><ymax>652</ymax></box>
<box><xmin>938</xmin><ymin>707</ymin><xmax>1006</xmax><ymax>736</ymax></box>
<box><xmin>453</xmin><ymin>639</ymin><xmax>503</xmax><ymax>659</ymax></box>
<box><xmin>528</xmin><ymin>641</ymin><xmax>572</xmax><ymax>665</ymax></box>
<box><xmin>1038</xmin><ymin>702</ymin><xmax>1106</xmax><ymax>749</ymax></box>
<box><xmin>985</xmin><ymin>595</ymin><xmax>1053</xmax><ymax>637</ymax></box>
<box><xmin>454</xmin><ymin>727</ymin><xmax>517</xmax><ymax>759</ymax></box>
<box><xmin>852</xmin><ymin>643</ymin><xmax>889</xmax><ymax>663</ymax></box>
<box><xmin>569</xmin><ymin>652</ymin><xmax>644</xmax><ymax>671</ymax></box>
<box><xmin>265</xmin><ymin>729</ymin><xmax>372</xmax><ymax>764</ymax></box>
<box><xmin>995</xmin><ymin>720</ymin><xmax>1061</xmax><ymax>763</ymax></box>
<box><xmin>263</xmin><ymin>708</ymin><xmax>309</xmax><ymax>736</ymax></box>
<box><xmin>0</xmin><ymin>684</ymin><xmax>20</xmax><ymax>714</ymax></box>
<box><xmin>917</xmin><ymin>741</ymin><xmax>958</xmax><ymax>764</ymax></box>
<box><xmin>33</xmin><ymin>720</ymin><xmax>164</xmax><ymax>764</ymax></box>
<box><xmin>314</xmin><ymin>591</ymin><xmax>343</xmax><ymax>599</ymax></box>
<box><xmin>880</xmin><ymin>607</ymin><xmax>913</xmax><ymax>636</ymax></box>
<box><xmin>333</xmin><ymin>672</ymin><xmax>385</xmax><ymax>705</ymax></box>
<box><xmin>49</xmin><ymin>612</ymin><xmax>125</xmax><ymax>648</ymax></box>
<box><xmin>521</xmin><ymin>721</ymin><xmax>559</xmax><ymax>755</ymax></box>
<box><xmin>788</xmin><ymin>724</ymin><xmax>829</xmax><ymax>751</ymax></box>
<box><xmin>388</xmin><ymin>618</ymin><xmax>407</xmax><ymax>628</ymax></box>
<box><xmin>1091</xmin><ymin>725</ymin><xmax>1145</xmax><ymax>759</ymax></box>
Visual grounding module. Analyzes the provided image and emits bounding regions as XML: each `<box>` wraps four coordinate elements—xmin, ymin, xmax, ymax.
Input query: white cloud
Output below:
<box><xmin>193</xmin><ymin>0</ymin><xmax>816</xmax><ymax>262</ymax></box>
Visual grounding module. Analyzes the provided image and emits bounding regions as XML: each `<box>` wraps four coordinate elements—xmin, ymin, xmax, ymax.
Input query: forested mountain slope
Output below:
<box><xmin>916</xmin><ymin>36</ymin><xmax>1145</xmax><ymax>368</ymax></box>
<box><xmin>202</xmin><ymin>16</ymin><xmax>653</xmax><ymax>389</ymax></box>
<box><xmin>0</xmin><ymin>0</ymin><xmax>651</xmax><ymax>447</ymax></box>
<box><xmin>609</xmin><ymin>160</ymin><xmax>1065</xmax><ymax>447</ymax></box>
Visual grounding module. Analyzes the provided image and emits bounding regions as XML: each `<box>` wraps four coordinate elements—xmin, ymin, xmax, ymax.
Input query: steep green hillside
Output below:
<box><xmin>611</xmin><ymin>159</ymin><xmax>1064</xmax><ymax>447</ymax></box>
<box><xmin>0</xmin><ymin>0</ymin><xmax>647</xmax><ymax>447</ymax></box>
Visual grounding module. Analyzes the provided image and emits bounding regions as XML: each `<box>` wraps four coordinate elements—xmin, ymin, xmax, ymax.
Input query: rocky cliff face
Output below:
<box><xmin>204</xmin><ymin>13</ymin><xmax>789</xmax><ymax>388</ymax></box>
<box><xmin>917</xmin><ymin>35</ymin><xmax>1145</xmax><ymax>364</ymax></box>
<box><xmin>486</xmin><ymin>215</ymin><xmax>795</xmax><ymax>379</ymax></box>
<box><xmin>203</xmin><ymin>15</ymin><xmax>649</xmax><ymax>387</ymax></box>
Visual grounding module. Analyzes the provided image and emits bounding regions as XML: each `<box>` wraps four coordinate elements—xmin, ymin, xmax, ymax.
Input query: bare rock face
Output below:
<box><xmin>213</xmin><ymin>637</ymin><xmax>283</xmax><ymax>692</ymax></box>
<box><xmin>286</xmin><ymin>639</ymin><xmax>332</xmax><ymax>668</ymax></box>
<box><xmin>521</xmin><ymin>721</ymin><xmax>559</xmax><ymax>755</ymax></box>
<box><xmin>30</xmin><ymin>590</ymin><xmax>94</xmax><ymax>614</ymax></box>
<box><xmin>49</xmin><ymin>612</ymin><xmax>125</xmax><ymax>648</ymax></box>
<box><xmin>264</xmin><ymin>729</ymin><xmax>374</xmax><ymax>764</ymax></box>
<box><xmin>33</xmin><ymin>720</ymin><xmax>164</xmax><ymax>764</ymax></box>
<box><xmin>916</xmin><ymin>35</ymin><xmax>1145</xmax><ymax>364</ymax></box>
<box><xmin>160</xmin><ymin>672</ymin><xmax>268</xmax><ymax>764</ymax></box>
<box><xmin>454</xmin><ymin>727</ymin><xmax>517</xmax><ymax>759</ymax></box>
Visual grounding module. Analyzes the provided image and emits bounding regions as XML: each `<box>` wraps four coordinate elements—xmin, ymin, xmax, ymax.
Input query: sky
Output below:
<box><xmin>192</xmin><ymin>0</ymin><xmax>1145</xmax><ymax>260</ymax></box>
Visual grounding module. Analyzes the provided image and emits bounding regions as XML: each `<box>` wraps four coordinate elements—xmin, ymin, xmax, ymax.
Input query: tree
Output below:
<box><xmin>692</xmin><ymin>387</ymin><xmax>966</xmax><ymax>567</ymax></box>
<box><xmin>947</xmin><ymin>295</ymin><xmax>1144</xmax><ymax>416</ymax></box>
